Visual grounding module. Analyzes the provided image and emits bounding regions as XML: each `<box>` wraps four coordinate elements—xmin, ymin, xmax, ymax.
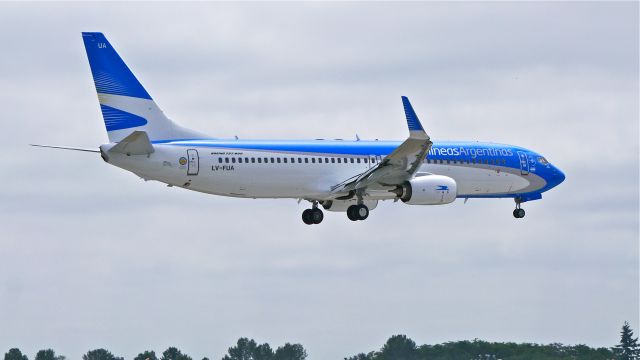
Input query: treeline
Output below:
<box><xmin>4</xmin><ymin>322</ymin><xmax>638</xmax><ymax>360</ymax></box>
<box><xmin>2</xmin><ymin>341</ymin><xmax>306</xmax><ymax>360</ymax></box>
<box><xmin>346</xmin><ymin>323</ymin><xmax>639</xmax><ymax>360</ymax></box>
<box><xmin>345</xmin><ymin>336</ymin><xmax>615</xmax><ymax>360</ymax></box>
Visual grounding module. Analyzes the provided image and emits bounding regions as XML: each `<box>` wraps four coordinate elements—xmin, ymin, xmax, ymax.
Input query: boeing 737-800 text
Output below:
<box><xmin>33</xmin><ymin>32</ymin><xmax>565</xmax><ymax>224</ymax></box>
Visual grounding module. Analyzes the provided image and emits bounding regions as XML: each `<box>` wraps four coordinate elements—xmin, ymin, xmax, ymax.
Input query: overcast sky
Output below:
<box><xmin>0</xmin><ymin>2</ymin><xmax>638</xmax><ymax>359</ymax></box>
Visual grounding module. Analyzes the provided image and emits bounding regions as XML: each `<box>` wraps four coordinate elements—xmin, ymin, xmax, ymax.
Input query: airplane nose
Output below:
<box><xmin>554</xmin><ymin>166</ymin><xmax>565</xmax><ymax>185</ymax></box>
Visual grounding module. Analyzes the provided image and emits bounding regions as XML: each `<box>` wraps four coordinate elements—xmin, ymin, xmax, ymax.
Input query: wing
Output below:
<box><xmin>331</xmin><ymin>96</ymin><xmax>432</xmax><ymax>193</ymax></box>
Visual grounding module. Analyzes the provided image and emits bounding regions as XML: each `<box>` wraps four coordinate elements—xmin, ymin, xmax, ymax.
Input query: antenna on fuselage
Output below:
<box><xmin>355</xmin><ymin>134</ymin><xmax>360</xmax><ymax>141</ymax></box>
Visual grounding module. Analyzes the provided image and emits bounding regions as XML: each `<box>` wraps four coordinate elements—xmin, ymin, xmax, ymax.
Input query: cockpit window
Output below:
<box><xmin>538</xmin><ymin>157</ymin><xmax>549</xmax><ymax>165</ymax></box>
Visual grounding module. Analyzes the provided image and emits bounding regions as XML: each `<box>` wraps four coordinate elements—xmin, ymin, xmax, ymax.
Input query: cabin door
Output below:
<box><xmin>517</xmin><ymin>151</ymin><xmax>529</xmax><ymax>175</ymax></box>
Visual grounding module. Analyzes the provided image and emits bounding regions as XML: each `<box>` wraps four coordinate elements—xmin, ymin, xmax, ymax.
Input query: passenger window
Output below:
<box><xmin>350</xmin><ymin>158</ymin><xmax>354</xmax><ymax>163</ymax></box>
<box><xmin>325</xmin><ymin>158</ymin><xmax>329</xmax><ymax>163</ymax></box>
<box><xmin>264</xmin><ymin>157</ymin><xmax>268</xmax><ymax>163</ymax></box>
<box><xmin>245</xmin><ymin>157</ymin><xmax>249</xmax><ymax>163</ymax></box>
<box><xmin>364</xmin><ymin>158</ymin><xmax>368</xmax><ymax>163</ymax></box>
<box><xmin>331</xmin><ymin>158</ymin><xmax>335</xmax><ymax>163</ymax></box>
<box><xmin>271</xmin><ymin>158</ymin><xmax>275</xmax><ymax>163</ymax></box>
<box><xmin>502</xmin><ymin>159</ymin><xmax>506</xmax><ymax>165</ymax></box>
<box><xmin>446</xmin><ymin>160</ymin><xmax>450</xmax><ymax>164</ymax></box>
<box><xmin>305</xmin><ymin>158</ymin><xmax>309</xmax><ymax>163</ymax></box>
<box><xmin>251</xmin><ymin>157</ymin><xmax>255</xmax><ymax>163</ymax></box>
<box><xmin>231</xmin><ymin>158</ymin><xmax>236</xmax><ymax>163</ymax></box>
<box><xmin>298</xmin><ymin>158</ymin><xmax>302</xmax><ymax>163</ymax></box>
<box><xmin>337</xmin><ymin>158</ymin><xmax>341</xmax><ymax>163</ymax></box>
<box><xmin>238</xmin><ymin>158</ymin><xmax>242</xmax><ymax>163</ymax></box>
<box><xmin>277</xmin><ymin>158</ymin><xmax>281</xmax><ymax>163</ymax></box>
<box><xmin>312</xmin><ymin>158</ymin><xmax>316</xmax><ymax>163</ymax></box>
<box><xmin>284</xmin><ymin>158</ymin><xmax>288</xmax><ymax>163</ymax></box>
<box><xmin>225</xmin><ymin>157</ymin><xmax>229</xmax><ymax>163</ymax></box>
<box><xmin>357</xmin><ymin>158</ymin><xmax>361</xmax><ymax>163</ymax></box>
<box><xmin>258</xmin><ymin>158</ymin><xmax>262</xmax><ymax>163</ymax></box>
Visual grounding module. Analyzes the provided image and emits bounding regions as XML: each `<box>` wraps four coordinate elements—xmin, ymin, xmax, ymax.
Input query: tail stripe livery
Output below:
<box><xmin>82</xmin><ymin>32</ymin><xmax>204</xmax><ymax>143</ymax></box>
<box><xmin>100</xmin><ymin>104</ymin><xmax>148</xmax><ymax>131</ymax></box>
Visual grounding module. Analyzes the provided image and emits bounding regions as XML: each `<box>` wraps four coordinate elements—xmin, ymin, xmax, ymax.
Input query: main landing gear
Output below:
<box><xmin>302</xmin><ymin>203</ymin><xmax>324</xmax><ymax>225</ymax></box>
<box><xmin>347</xmin><ymin>204</ymin><xmax>369</xmax><ymax>221</ymax></box>
<box><xmin>513</xmin><ymin>201</ymin><xmax>526</xmax><ymax>219</ymax></box>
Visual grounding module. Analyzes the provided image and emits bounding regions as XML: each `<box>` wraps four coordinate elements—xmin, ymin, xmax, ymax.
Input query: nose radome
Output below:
<box><xmin>555</xmin><ymin>166</ymin><xmax>566</xmax><ymax>184</ymax></box>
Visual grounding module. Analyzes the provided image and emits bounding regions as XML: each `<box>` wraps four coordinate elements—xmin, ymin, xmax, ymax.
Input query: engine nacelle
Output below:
<box><xmin>321</xmin><ymin>199</ymin><xmax>378</xmax><ymax>212</ymax></box>
<box><xmin>395</xmin><ymin>175</ymin><xmax>457</xmax><ymax>205</ymax></box>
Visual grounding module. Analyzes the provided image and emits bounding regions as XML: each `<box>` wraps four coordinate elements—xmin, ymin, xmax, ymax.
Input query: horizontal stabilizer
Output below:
<box><xmin>30</xmin><ymin>144</ymin><xmax>100</xmax><ymax>153</ymax></box>
<box><xmin>109</xmin><ymin>131</ymin><xmax>154</xmax><ymax>155</ymax></box>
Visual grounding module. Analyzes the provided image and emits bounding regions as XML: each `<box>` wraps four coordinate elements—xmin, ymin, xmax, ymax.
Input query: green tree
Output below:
<box><xmin>4</xmin><ymin>349</ymin><xmax>28</xmax><ymax>360</ymax></box>
<box><xmin>273</xmin><ymin>344</ymin><xmax>306</xmax><ymax>360</ymax></box>
<box><xmin>222</xmin><ymin>338</ymin><xmax>275</xmax><ymax>360</ymax></box>
<box><xmin>378</xmin><ymin>335</ymin><xmax>418</xmax><ymax>360</ymax></box>
<box><xmin>344</xmin><ymin>353</ymin><xmax>375</xmax><ymax>360</ymax></box>
<box><xmin>253</xmin><ymin>344</ymin><xmax>274</xmax><ymax>360</ymax></box>
<box><xmin>134</xmin><ymin>351</ymin><xmax>158</xmax><ymax>360</ymax></box>
<box><xmin>615</xmin><ymin>321</ymin><xmax>639</xmax><ymax>360</ymax></box>
<box><xmin>34</xmin><ymin>349</ymin><xmax>65</xmax><ymax>360</ymax></box>
<box><xmin>222</xmin><ymin>338</ymin><xmax>258</xmax><ymax>360</ymax></box>
<box><xmin>161</xmin><ymin>347</ymin><xmax>192</xmax><ymax>360</ymax></box>
<box><xmin>82</xmin><ymin>349</ymin><xmax>120</xmax><ymax>360</ymax></box>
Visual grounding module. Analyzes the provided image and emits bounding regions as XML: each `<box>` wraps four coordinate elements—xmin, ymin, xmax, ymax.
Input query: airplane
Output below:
<box><xmin>32</xmin><ymin>32</ymin><xmax>565</xmax><ymax>225</ymax></box>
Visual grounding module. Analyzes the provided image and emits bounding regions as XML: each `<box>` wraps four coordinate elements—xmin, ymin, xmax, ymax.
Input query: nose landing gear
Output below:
<box><xmin>302</xmin><ymin>202</ymin><xmax>324</xmax><ymax>225</ymax></box>
<box><xmin>513</xmin><ymin>201</ymin><xmax>526</xmax><ymax>219</ymax></box>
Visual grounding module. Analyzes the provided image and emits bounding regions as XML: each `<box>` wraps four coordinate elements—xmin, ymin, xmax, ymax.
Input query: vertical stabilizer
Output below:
<box><xmin>82</xmin><ymin>32</ymin><xmax>205</xmax><ymax>142</ymax></box>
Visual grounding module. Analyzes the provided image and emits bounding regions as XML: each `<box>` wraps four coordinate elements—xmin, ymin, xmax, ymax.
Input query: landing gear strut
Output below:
<box><xmin>302</xmin><ymin>202</ymin><xmax>324</xmax><ymax>225</ymax></box>
<box><xmin>347</xmin><ymin>204</ymin><xmax>369</xmax><ymax>221</ymax></box>
<box><xmin>513</xmin><ymin>201</ymin><xmax>526</xmax><ymax>219</ymax></box>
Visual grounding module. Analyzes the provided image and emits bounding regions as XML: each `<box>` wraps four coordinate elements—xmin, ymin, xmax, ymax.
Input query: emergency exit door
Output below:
<box><xmin>187</xmin><ymin>149</ymin><xmax>199</xmax><ymax>176</ymax></box>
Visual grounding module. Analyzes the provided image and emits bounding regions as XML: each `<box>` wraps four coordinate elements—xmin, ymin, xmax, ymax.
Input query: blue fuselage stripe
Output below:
<box><xmin>155</xmin><ymin>139</ymin><xmax>533</xmax><ymax>172</ymax></box>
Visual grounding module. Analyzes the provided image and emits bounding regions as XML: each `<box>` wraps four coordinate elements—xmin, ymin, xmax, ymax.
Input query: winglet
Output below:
<box><xmin>401</xmin><ymin>96</ymin><xmax>429</xmax><ymax>139</ymax></box>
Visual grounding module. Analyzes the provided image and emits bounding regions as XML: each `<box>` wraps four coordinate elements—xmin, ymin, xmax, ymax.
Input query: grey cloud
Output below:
<box><xmin>0</xmin><ymin>2</ymin><xmax>637</xmax><ymax>360</ymax></box>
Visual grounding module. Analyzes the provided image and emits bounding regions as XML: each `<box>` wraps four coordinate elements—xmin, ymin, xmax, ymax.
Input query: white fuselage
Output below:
<box><xmin>101</xmin><ymin>140</ymin><xmax>548</xmax><ymax>202</ymax></box>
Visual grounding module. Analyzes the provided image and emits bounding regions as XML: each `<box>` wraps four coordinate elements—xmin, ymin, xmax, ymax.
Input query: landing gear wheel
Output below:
<box><xmin>513</xmin><ymin>208</ymin><xmax>525</xmax><ymax>218</ymax></box>
<box><xmin>356</xmin><ymin>204</ymin><xmax>369</xmax><ymax>220</ymax></box>
<box><xmin>311</xmin><ymin>208</ymin><xmax>324</xmax><ymax>224</ymax></box>
<box><xmin>347</xmin><ymin>205</ymin><xmax>359</xmax><ymax>221</ymax></box>
<box><xmin>302</xmin><ymin>209</ymin><xmax>314</xmax><ymax>225</ymax></box>
<box><xmin>347</xmin><ymin>204</ymin><xmax>369</xmax><ymax>221</ymax></box>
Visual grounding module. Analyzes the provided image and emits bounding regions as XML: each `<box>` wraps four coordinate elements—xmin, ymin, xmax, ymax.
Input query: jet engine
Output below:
<box><xmin>392</xmin><ymin>175</ymin><xmax>457</xmax><ymax>205</ymax></box>
<box><xmin>321</xmin><ymin>199</ymin><xmax>378</xmax><ymax>212</ymax></box>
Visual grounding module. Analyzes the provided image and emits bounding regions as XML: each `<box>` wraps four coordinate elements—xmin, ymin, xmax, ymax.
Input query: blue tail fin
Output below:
<box><xmin>82</xmin><ymin>32</ymin><xmax>152</xmax><ymax>100</ymax></box>
<box><xmin>82</xmin><ymin>32</ymin><xmax>204</xmax><ymax>142</ymax></box>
